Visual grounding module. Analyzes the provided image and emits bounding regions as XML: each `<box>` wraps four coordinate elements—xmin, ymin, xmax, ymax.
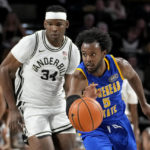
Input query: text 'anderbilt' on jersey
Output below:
<box><xmin>14</xmin><ymin>30</ymin><xmax>79</xmax><ymax>107</ymax></box>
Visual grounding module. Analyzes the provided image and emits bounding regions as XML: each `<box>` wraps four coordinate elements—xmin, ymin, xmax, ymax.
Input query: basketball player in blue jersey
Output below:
<box><xmin>66</xmin><ymin>28</ymin><xmax>150</xmax><ymax>150</ymax></box>
<box><xmin>0</xmin><ymin>5</ymin><xmax>80</xmax><ymax>150</ymax></box>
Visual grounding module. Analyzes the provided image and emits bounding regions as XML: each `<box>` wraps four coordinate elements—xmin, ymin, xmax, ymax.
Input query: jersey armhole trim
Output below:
<box><xmin>110</xmin><ymin>55</ymin><xmax>124</xmax><ymax>80</ymax></box>
<box><xmin>76</xmin><ymin>68</ymin><xmax>88</xmax><ymax>86</ymax></box>
<box><xmin>30</xmin><ymin>32</ymin><xmax>39</xmax><ymax>59</ymax></box>
<box><xmin>68</xmin><ymin>41</ymin><xmax>72</xmax><ymax>67</ymax></box>
<box><xmin>104</xmin><ymin>57</ymin><xmax>110</xmax><ymax>70</ymax></box>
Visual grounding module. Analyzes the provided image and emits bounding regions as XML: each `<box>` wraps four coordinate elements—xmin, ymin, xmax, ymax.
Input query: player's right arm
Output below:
<box><xmin>67</xmin><ymin>70</ymin><xmax>87</xmax><ymax>97</ymax></box>
<box><xmin>0</xmin><ymin>34</ymin><xmax>36</xmax><ymax>132</ymax></box>
<box><xmin>66</xmin><ymin>69</ymin><xmax>100</xmax><ymax>115</ymax></box>
<box><xmin>116</xmin><ymin>57</ymin><xmax>150</xmax><ymax>120</ymax></box>
<box><xmin>0</xmin><ymin>53</ymin><xmax>22</xmax><ymax>132</ymax></box>
<box><xmin>66</xmin><ymin>69</ymin><xmax>87</xmax><ymax>115</ymax></box>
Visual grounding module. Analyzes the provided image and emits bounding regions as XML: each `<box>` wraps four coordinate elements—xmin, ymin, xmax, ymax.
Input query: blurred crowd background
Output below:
<box><xmin>0</xmin><ymin>0</ymin><xmax>150</xmax><ymax>150</ymax></box>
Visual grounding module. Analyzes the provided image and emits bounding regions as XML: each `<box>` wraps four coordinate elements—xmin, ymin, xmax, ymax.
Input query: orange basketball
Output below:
<box><xmin>68</xmin><ymin>97</ymin><xmax>103</xmax><ymax>132</ymax></box>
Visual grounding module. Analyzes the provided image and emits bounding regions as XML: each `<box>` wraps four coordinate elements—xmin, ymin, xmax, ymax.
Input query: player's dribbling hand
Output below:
<box><xmin>83</xmin><ymin>84</ymin><xmax>99</xmax><ymax>99</ymax></box>
<box><xmin>9</xmin><ymin>107</ymin><xmax>24</xmax><ymax>133</ymax></box>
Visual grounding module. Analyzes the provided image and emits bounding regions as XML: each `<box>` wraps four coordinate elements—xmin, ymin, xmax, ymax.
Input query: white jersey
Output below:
<box><xmin>121</xmin><ymin>79</ymin><xmax>138</xmax><ymax>116</ymax></box>
<box><xmin>11</xmin><ymin>30</ymin><xmax>80</xmax><ymax>108</ymax></box>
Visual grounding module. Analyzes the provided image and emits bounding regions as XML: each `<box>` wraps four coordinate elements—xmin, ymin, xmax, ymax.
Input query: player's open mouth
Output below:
<box><xmin>86</xmin><ymin>66</ymin><xmax>94</xmax><ymax>71</ymax></box>
<box><xmin>86</xmin><ymin>64</ymin><xmax>94</xmax><ymax>69</ymax></box>
<box><xmin>87</xmin><ymin>66</ymin><xmax>93</xmax><ymax>69</ymax></box>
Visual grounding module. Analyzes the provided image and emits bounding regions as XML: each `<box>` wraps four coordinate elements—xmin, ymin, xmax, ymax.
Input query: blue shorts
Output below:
<box><xmin>79</xmin><ymin>115</ymin><xmax>137</xmax><ymax>150</ymax></box>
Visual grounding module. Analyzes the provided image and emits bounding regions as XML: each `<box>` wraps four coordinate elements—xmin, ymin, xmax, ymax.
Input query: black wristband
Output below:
<box><xmin>66</xmin><ymin>95</ymin><xmax>81</xmax><ymax>116</ymax></box>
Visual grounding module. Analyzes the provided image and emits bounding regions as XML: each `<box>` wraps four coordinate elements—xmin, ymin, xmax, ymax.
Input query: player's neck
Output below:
<box><xmin>46</xmin><ymin>32</ymin><xmax>64</xmax><ymax>47</ymax></box>
<box><xmin>93</xmin><ymin>60</ymin><xmax>106</xmax><ymax>77</ymax></box>
<box><xmin>99</xmin><ymin>60</ymin><xmax>106</xmax><ymax>77</ymax></box>
<box><xmin>49</xmin><ymin>38</ymin><xmax>64</xmax><ymax>47</ymax></box>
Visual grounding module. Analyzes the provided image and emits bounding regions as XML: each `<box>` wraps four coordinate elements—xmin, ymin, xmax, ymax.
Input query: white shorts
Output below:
<box><xmin>18</xmin><ymin>102</ymin><xmax>75</xmax><ymax>138</ymax></box>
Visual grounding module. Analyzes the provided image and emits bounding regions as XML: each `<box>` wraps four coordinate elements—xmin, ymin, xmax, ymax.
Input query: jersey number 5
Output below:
<box><xmin>102</xmin><ymin>97</ymin><xmax>111</xmax><ymax>108</ymax></box>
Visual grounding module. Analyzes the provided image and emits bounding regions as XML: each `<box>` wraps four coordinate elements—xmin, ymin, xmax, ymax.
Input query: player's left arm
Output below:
<box><xmin>116</xmin><ymin>57</ymin><xmax>150</xmax><ymax>120</ymax></box>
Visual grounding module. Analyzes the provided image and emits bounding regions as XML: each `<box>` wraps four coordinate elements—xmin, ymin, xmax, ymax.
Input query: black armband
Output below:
<box><xmin>66</xmin><ymin>95</ymin><xmax>81</xmax><ymax>116</ymax></box>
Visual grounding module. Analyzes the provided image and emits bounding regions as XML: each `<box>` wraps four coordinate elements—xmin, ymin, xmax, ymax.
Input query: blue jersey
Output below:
<box><xmin>77</xmin><ymin>54</ymin><xmax>137</xmax><ymax>150</ymax></box>
<box><xmin>77</xmin><ymin>54</ymin><xmax>125</xmax><ymax>123</ymax></box>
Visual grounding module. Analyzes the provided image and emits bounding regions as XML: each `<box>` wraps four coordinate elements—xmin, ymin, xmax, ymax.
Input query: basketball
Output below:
<box><xmin>68</xmin><ymin>97</ymin><xmax>103</xmax><ymax>132</ymax></box>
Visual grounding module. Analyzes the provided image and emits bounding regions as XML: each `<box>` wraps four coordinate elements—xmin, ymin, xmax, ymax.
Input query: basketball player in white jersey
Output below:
<box><xmin>0</xmin><ymin>5</ymin><xmax>80</xmax><ymax>150</ymax></box>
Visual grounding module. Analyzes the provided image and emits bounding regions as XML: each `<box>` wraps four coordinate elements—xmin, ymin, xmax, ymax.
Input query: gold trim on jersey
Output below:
<box><xmin>110</xmin><ymin>55</ymin><xmax>124</xmax><ymax>80</ymax></box>
<box><xmin>104</xmin><ymin>57</ymin><xmax>110</xmax><ymax>70</ymax></box>
<box><xmin>76</xmin><ymin>68</ymin><xmax>88</xmax><ymax>86</ymax></box>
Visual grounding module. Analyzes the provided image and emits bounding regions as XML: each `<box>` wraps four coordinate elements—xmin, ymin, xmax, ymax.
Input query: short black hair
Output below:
<box><xmin>75</xmin><ymin>28</ymin><xmax>112</xmax><ymax>53</ymax></box>
<box><xmin>46</xmin><ymin>5</ymin><xmax>67</xmax><ymax>13</ymax></box>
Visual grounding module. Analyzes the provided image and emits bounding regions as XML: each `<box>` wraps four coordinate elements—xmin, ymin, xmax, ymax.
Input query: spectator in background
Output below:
<box><xmin>79</xmin><ymin>13</ymin><xmax>95</xmax><ymax>32</ymax></box>
<box><xmin>0</xmin><ymin>12</ymin><xmax>26</xmax><ymax>63</ymax></box>
<box><xmin>2</xmin><ymin>12</ymin><xmax>26</xmax><ymax>47</ymax></box>
<box><xmin>127</xmin><ymin>54</ymin><xmax>144</xmax><ymax>84</ymax></box>
<box><xmin>0</xmin><ymin>0</ymin><xmax>11</xmax><ymax>12</ymax></box>
<box><xmin>96</xmin><ymin>21</ymin><xmax>108</xmax><ymax>33</ymax></box>
<box><xmin>0</xmin><ymin>0</ymin><xmax>12</xmax><ymax>63</ymax></box>
<box><xmin>0</xmin><ymin>0</ymin><xmax>12</xmax><ymax>25</ymax></box>
<box><xmin>135</xmin><ymin>18</ymin><xmax>148</xmax><ymax>49</ymax></box>
<box><xmin>121</xmin><ymin>26</ymin><xmax>143</xmax><ymax>54</ymax></box>
<box><xmin>94</xmin><ymin>0</ymin><xmax>112</xmax><ymax>25</ymax></box>
<box><xmin>105</xmin><ymin>0</ymin><xmax>126</xmax><ymax>21</ymax></box>
<box><xmin>96</xmin><ymin>21</ymin><xmax>122</xmax><ymax>56</ymax></box>
<box><xmin>127</xmin><ymin>3</ymin><xmax>150</xmax><ymax>30</ymax></box>
<box><xmin>1</xmin><ymin>36</ymin><xmax>21</xmax><ymax>63</ymax></box>
<box><xmin>142</xmin><ymin>127</ymin><xmax>150</xmax><ymax>150</ymax></box>
<box><xmin>140</xmin><ymin>3</ymin><xmax>150</xmax><ymax>24</ymax></box>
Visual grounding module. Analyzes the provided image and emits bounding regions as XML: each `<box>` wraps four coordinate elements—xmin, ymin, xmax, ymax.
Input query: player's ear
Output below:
<box><xmin>102</xmin><ymin>50</ymin><xmax>107</xmax><ymax>57</ymax></box>
<box><xmin>103</xmin><ymin>50</ymin><xmax>107</xmax><ymax>55</ymax></box>
<box><xmin>43</xmin><ymin>20</ymin><xmax>47</xmax><ymax>29</ymax></box>
<box><xmin>66</xmin><ymin>20</ymin><xmax>69</xmax><ymax>28</ymax></box>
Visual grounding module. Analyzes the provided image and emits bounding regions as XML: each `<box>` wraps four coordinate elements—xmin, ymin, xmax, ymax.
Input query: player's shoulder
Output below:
<box><xmin>114</xmin><ymin>56</ymin><xmax>134</xmax><ymax>79</ymax></box>
<box><xmin>114</xmin><ymin>56</ymin><xmax>129</xmax><ymax>68</ymax></box>
<box><xmin>21</xmin><ymin>31</ymin><xmax>37</xmax><ymax>43</ymax></box>
<box><xmin>19</xmin><ymin>30</ymin><xmax>44</xmax><ymax>47</ymax></box>
<box><xmin>73</xmin><ymin>69</ymin><xmax>87</xmax><ymax>80</ymax></box>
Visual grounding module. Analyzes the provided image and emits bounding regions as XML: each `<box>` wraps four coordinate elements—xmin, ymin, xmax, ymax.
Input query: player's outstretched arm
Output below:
<box><xmin>67</xmin><ymin>70</ymin><xmax>87</xmax><ymax>97</ymax></box>
<box><xmin>116</xmin><ymin>57</ymin><xmax>150</xmax><ymax>120</ymax></box>
<box><xmin>66</xmin><ymin>70</ymin><xmax>87</xmax><ymax>115</ymax></box>
<box><xmin>0</xmin><ymin>52</ymin><xmax>23</xmax><ymax>132</ymax></box>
